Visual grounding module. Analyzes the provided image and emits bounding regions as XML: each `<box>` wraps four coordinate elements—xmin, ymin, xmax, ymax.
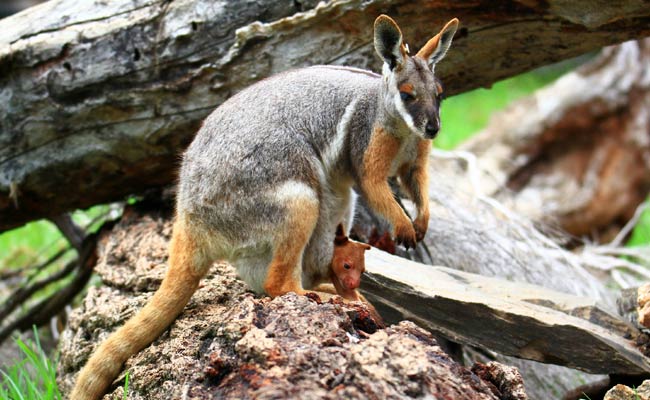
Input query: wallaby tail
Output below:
<box><xmin>70</xmin><ymin>218</ymin><xmax>210</xmax><ymax>400</ymax></box>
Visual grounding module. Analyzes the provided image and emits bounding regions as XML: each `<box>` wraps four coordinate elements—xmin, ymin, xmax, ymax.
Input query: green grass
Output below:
<box><xmin>0</xmin><ymin>328</ymin><xmax>130</xmax><ymax>400</ymax></box>
<box><xmin>0</xmin><ymin>327</ymin><xmax>62</xmax><ymax>400</ymax></box>
<box><xmin>123</xmin><ymin>371</ymin><xmax>130</xmax><ymax>399</ymax></box>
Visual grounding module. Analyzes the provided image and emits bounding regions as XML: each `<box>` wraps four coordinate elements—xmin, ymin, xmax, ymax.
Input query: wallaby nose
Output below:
<box><xmin>425</xmin><ymin>120</ymin><xmax>439</xmax><ymax>138</ymax></box>
<box><xmin>344</xmin><ymin>277</ymin><xmax>360</xmax><ymax>290</ymax></box>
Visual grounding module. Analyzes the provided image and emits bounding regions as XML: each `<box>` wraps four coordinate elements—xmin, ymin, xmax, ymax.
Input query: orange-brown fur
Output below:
<box><xmin>416</xmin><ymin>35</ymin><xmax>441</xmax><ymax>61</ymax></box>
<box><xmin>435</xmin><ymin>81</ymin><xmax>444</xmax><ymax>95</ymax></box>
<box><xmin>315</xmin><ymin>227</ymin><xmax>382</xmax><ymax>323</ymax></box>
<box><xmin>398</xmin><ymin>139</ymin><xmax>431</xmax><ymax>240</ymax></box>
<box><xmin>330</xmin><ymin>226</ymin><xmax>371</xmax><ymax>299</ymax></box>
<box><xmin>264</xmin><ymin>198</ymin><xmax>319</xmax><ymax>296</ymax></box>
<box><xmin>361</xmin><ymin>126</ymin><xmax>417</xmax><ymax>248</ymax></box>
<box><xmin>398</xmin><ymin>82</ymin><xmax>415</xmax><ymax>95</ymax></box>
<box><xmin>70</xmin><ymin>218</ymin><xmax>211</xmax><ymax>400</ymax></box>
<box><xmin>416</xmin><ymin>18</ymin><xmax>458</xmax><ymax>61</ymax></box>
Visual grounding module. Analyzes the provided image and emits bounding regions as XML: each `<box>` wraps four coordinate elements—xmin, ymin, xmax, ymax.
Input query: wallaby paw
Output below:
<box><xmin>394</xmin><ymin>221</ymin><xmax>417</xmax><ymax>250</ymax></box>
<box><xmin>413</xmin><ymin>216</ymin><xmax>428</xmax><ymax>242</ymax></box>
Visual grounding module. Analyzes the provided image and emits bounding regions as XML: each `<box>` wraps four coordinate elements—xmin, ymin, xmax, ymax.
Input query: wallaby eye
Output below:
<box><xmin>400</xmin><ymin>91</ymin><xmax>414</xmax><ymax>102</ymax></box>
<box><xmin>343</xmin><ymin>263</ymin><xmax>351</xmax><ymax>270</ymax></box>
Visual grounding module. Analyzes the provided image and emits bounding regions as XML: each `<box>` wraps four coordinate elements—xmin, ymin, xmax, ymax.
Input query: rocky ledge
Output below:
<box><xmin>57</xmin><ymin>202</ymin><xmax>527</xmax><ymax>399</ymax></box>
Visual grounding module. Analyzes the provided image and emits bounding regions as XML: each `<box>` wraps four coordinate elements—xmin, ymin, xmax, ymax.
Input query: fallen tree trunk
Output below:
<box><xmin>362</xmin><ymin>249</ymin><xmax>650</xmax><ymax>376</ymax></box>
<box><xmin>459</xmin><ymin>38</ymin><xmax>650</xmax><ymax>239</ymax></box>
<box><xmin>3</xmin><ymin>0</ymin><xmax>650</xmax><ymax>231</ymax></box>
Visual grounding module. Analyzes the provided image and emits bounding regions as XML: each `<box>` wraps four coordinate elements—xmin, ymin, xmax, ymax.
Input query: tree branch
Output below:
<box><xmin>2</xmin><ymin>0</ymin><xmax>650</xmax><ymax>231</ymax></box>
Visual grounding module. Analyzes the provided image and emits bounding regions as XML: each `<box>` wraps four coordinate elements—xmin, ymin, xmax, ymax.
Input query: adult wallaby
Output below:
<box><xmin>71</xmin><ymin>14</ymin><xmax>458</xmax><ymax>399</ymax></box>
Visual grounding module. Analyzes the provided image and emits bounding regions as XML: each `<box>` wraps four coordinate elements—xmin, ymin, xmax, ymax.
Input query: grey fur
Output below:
<box><xmin>179</xmin><ymin>66</ymin><xmax>380</xmax><ymax>290</ymax></box>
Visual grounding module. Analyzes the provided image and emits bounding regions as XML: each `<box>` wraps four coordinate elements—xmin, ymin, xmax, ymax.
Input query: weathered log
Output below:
<box><xmin>58</xmin><ymin>200</ymin><xmax>650</xmax><ymax>399</ymax></box>
<box><xmin>459</xmin><ymin>38</ymin><xmax>650</xmax><ymax>239</ymax></box>
<box><xmin>361</xmin><ymin>248</ymin><xmax>650</xmax><ymax>376</ymax></box>
<box><xmin>57</xmin><ymin>204</ymin><xmax>529</xmax><ymax>399</ymax></box>
<box><xmin>3</xmin><ymin>0</ymin><xmax>650</xmax><ymax>231</ymax></box>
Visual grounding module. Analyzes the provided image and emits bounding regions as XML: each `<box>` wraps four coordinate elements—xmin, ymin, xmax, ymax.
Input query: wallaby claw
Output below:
<box><xmin>396</xmin><ymin>232</ymin><xmax>417</xmax><ymax>250</ymax></box>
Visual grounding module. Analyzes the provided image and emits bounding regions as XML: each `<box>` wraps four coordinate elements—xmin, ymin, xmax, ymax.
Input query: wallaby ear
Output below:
<box><xmin>334</xmin><ymin>224</ymin><xmax>348</xmax><ymax>245</ymax></box>
<box><xmin>374</xmin><ymin>15</ymin><xmax>407</xmax><ymax>71</ymax></box>
<box><xmin>362</xmin><ymin>243</ymin><xmax>372</xmax><ymax>251</ymax></box>
<box><xmin>416</xmin><ymin>18</ymin><xmax>459</xmax><ymax>69</ymax></box>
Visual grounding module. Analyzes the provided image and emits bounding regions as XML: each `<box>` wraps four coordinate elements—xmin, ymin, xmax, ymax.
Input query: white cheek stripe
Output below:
<box><xmin>393</xmin><ymin>92</ymin><xmax>418</xmax><ymax>133</ymax></box>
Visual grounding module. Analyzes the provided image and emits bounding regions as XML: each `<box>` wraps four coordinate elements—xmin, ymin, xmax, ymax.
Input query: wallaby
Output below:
<box><xmin>71</xmin><ymin>14</ymin><xmax>458</xmax><ymax>399</ymax></box>
<box><xmin>320</xmin><ymin>224</ymin><xmax>384</xmax><ymax>324</ymax></box>
<box><xmin>322</xmin><ymin>224</ymin><xmax>372</xmax><ymax>300</ymax></box>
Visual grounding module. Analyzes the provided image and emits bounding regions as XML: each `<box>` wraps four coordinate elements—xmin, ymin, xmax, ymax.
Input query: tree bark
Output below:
<box><xmin>57</xmin><ymin>205</ymin><xmax>530</xmax><ymax>400</ymax></box>
<box><xmin>362</xmin><ymin>249</ymin><xmax>650</xmax><ymax>376</ymax></box>
<box><xmin>459</xmin><ymin>38</ymin><xmax>650</xmax><ymax>239</ymax></box>
<box><xmin>2</xmin><ymin>0</ymin><xmax>650</xmax><ymax>231</ymax></box>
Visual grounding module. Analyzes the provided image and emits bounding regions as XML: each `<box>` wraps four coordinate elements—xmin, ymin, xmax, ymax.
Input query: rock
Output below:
<box><xmin>638</xmin><ymin>283</ymin><xmax>650</xmax><ymax>329</ymax></box>
<box><xmin>605</xmin><ymin>384</ymin><xmax>638</xmax><ymax>400</ymax></box>
<box><xmin>57</xmin><ymin>204</ymin><xmax>527</xmax><ymax>399</ymax></box>
<box><xmin>604</xmin><ymin>380</ymin><xmax>650</xmax><ymax>400</ymax></box>
<box><xmin>471</xmin><ymin>362</ymin><xmax>528</xmax><ymax>400</ymax></box>
<box><xmin>639</xmin><ymin>381</ymin><xmax>650</xmax><ymax>400</ymax></box>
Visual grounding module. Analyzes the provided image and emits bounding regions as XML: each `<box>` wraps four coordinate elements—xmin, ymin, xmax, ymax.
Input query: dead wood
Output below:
<box><xmin>57</xmin><ymin>206</ymin><xmax>528</xmax><ymax>400</ymax></box>
<box><xmin>0</xmin><ymin>215</ymin><xmax>114</xmax><ymax>344</ymax></box>
<box><xmin>459</xmin><ymin>38</ymin><xmax>650</xmax><ymax>239</ymax></box>
<box><xmin>2</xmin><ymin>0</ymin><xmax>650</xmax><ymax>231</ymax></box>
<box><xmin>361</xmin><ymin>249</ymin><xmax>650</xmax><ymax>376</ymax></box>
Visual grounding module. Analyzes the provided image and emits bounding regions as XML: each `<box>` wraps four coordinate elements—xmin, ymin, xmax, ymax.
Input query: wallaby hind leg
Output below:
<box><xmin>70</xmin><ymin>216</ymin><xmax>213</xmax><ymax>400</ymax></box>
<box><xmin>264</xmin><ymin>196</ymin><xmax>319</xmax><ymax>297</ymax></box>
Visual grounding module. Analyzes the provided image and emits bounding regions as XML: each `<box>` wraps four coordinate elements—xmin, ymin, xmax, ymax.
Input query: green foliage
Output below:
<box><xmin>0</xmin><ymin>204</ymin><xmax>114</xmax><ymax>274</ymax></box>
<box><xmin>627</xmin><ymin>197</ymin><xmax>650</xmax><ymax>248</ymax></box>
<box><xmin>0</xmin><ymin>327</ymin><xmax>61</xmax><ymax>400</ymax></box>
<box><xmin>437</xmin><ymin>66</ymin><xmax>571</xmax><ymax>150</ymax></box>
<box><xmin>0</xmin><ymin>329</ymin><xmax>130</xmax><ymax>400</ymax></box>
<box><xmin>0</xmin><ymin>221</ymin><xmax>65</xmax><ymax>271</ymax></box>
